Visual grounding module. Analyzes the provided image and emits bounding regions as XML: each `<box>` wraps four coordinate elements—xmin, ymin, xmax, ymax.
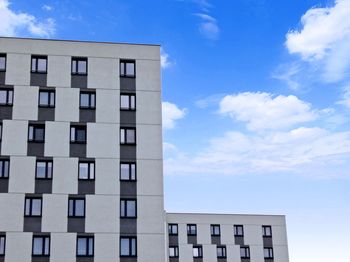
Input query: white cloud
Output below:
<box><xmin>161</xmin><ymin>48</ymin><xmax>172</xmax><ymax>69</ymax></box>
<box><xmin>337</xmin><ymin>85</ymin><xmax>350</xmax><ymax>108</ymax></box>
<box><xmin>0</xmin><ymin>0</ymin><xmax>55</xmax><ymax>38</ymax></box>
<box><xmin>271</xmin><ymin>63</ymin><xmax>302</xmax><ymax>90</ymax></box>
<box><xmin>219</xmin><ymin>92</ymin><xmax>318</xmax><ymax>131</ymax></box>
<box><xmin>162</xmin><ymin>102</ymin><xmax>187</xmax><ymax>129</ymax></box>
<box><xmin>42</xmin><ymin>4</ymin><xmax>52</xmax><ymax>11</ymax></box>
<box><xmin>195</xmin><ymin>13</ymin><xmax>220</xmax><ymax>40</ymax></box>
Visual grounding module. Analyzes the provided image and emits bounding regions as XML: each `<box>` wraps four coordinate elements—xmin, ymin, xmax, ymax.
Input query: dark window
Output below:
<box><xmin>0</xmin><ymin>160</ymin><xmax>9</xmax><ymax>178</ymax></box>
<box><xmin>72</xmin><ymin>57</ymin><xmax>87</xmax><ymax>75</ymax></box>
<box><xmin>264</xmin><ymin>247</ymin><xmax>274</xmax><ymax>258</ymax></box>
<box><xmin>32</xmin><ymin>236</ymin><xmax>50</xmax><ymax>256</ymax></box>
<box><xmin>211</xmin><ymin>224</ymin><xmax>221</xmax><ymax>236</ymax></box>
<box><xmin>25</xmin><ymin>197</ymin><xmax>42</xmax><ymax>217</ymax></box>
<box><xmin>120</xmin><ymin>237</ymin><xmax>137</xmax><ymax>257</ymax></box>
<box><xmin>120</xmin><ymin>60</ymin><xmax>135</xmax><ymax>77</ymax></box>
<box><xmin>79</xmin><ymin>162</ymin><xmax>95</xmax><ymax>180</ymax></box>
<box><xmin>0</xmin><ymin>235</ymin><xmax>5</xmax><ymax>255</ymax></box>
<box><xmin>80</xmin><ymin>92</ymin><xmax>95</xmax><ymax>109</ymax></box>
<box><xmin>193</xmin><ymin>246</ymin><xmax>203</xmax><ymax>258</ymax></box>
<box><xmin>234</xmin><ymin>225</ymin><xmax>244</xmax><ymax>237</ymax></box>
<box><xmin>217</xmin><ymin>246</ymin><xmax>227</xmax><ymax>258</ymax></box>
<box><xmin>262</xmin><ymin>225</ymin><xmax>272</xmax><ymax>237</ymax></box>
<box><xmin>70</xmin><ymin>126</ymin><xmax>87</xmax><ymax>143</ymax></box>
<box><xmin>0</xmin><ymin>89</ymin><xmax>13</xmax><ymax>106</ymax></box>
<box><xmin>168</xmin><ymin>224</ymin><xmax>178</xmax><ymax>235</ymax></box>
<box><xmin>169</xmin><ymin>246</ymin><xmax>179</xmax><ymax>258</ymax></box>
<box><xmin>240</xmin><ymin>246</ymin><xmax>250</xmax><ymax>258</ymax></box>
<box><xmin>39</xmin><ymin>90</ymin><xmax>55</xmax><ymax>107</ymax></box>
<box><xmin>36</xmin><ymin>161</ymin><xmax>53</xmax><ymax>179</ymax></box>
<box><xmin>120</xmin><ymin>199</ymin><xmax>136</xmax><ymax>218</ymax></box>
<box><xmin>187</xmin><ymin>224</ymin><xmax>197</xmax><ymax>236</ymax></box>
<box><xmin>0</xmin><ymin>123</ymin><xmax>2</xmax><ymax>141</ymax></box>
<box><xmin>0</xmin><ymin>54</ymin><xmax>6</xmax><ymax>71</ymax></box>
<box><xmin>68</xmin><ymin>198</ymin><xmax>85</xmax><ymax>217</ymax></box>
<box><xmin>77</xmin><ymin>236</ymin><xmax>94</xmax><ymax>256</ymax></box>
<box><xmin>120</xmin><ymin>128</ymin><xmax>136</xmax><ymax>145</ymax></box>
<box><xmin>28</xmin><ymin>124</ymin><xmax>45</xmax><ymax>142</ymax></box>
<box><xmin>31</xmin><ymin>56</ymin><xmax>47</xmax><ymax>73</ymax></box>
<box><xmin>120</xmin><ymin>162</ymin><xmax>136</xmax><ymax>181</ymax></box>
<box><xmin>120</xmin><ymin>94</ymin><xmax>136</xmax><ymax>110</ymax></box>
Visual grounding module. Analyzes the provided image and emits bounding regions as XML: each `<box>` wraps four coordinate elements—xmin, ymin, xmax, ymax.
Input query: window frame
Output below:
<box><xmin>168</xmin><ymin>224</ymin><xmax>178</xmax><ymax>236</ymax></box>
<box><xmin>120</xmin><ymin>199</ymin><xmax>137</xmax><ymax>218</ymax></box>
<box><xmin>71</xmin><ymin>57</ymin><xmax>88</xmax><ymax>75</ymax></box>
<box><xmin>187</xmin><ymin>224</ymin><xmax>197</xmax><ymax>236</ymax></box>
<box><xmin>70</xmin><ymin>125</ymin><xmax>87</xmax><ymax>144</ymax></box>
<box><xmin>211</xmin><ymin>224</ymin><xmax>221</xmax><ymax>236</ymax></box>
<box><xmin>38</xmin><ymin>90</ymin><xmax>55</xmax><ymax>108</ymax></box>
<box><xmin>169</xmin><ymin>246</ymin><xmax>179</xmax><ymax>258</ymax></box>
<box><xmin>120</xmin><ymin>237</ymin><xmax>137</xmax><ymax>257</ymax></box>
<box><xmin>35</xmin><ymin>160</ymin><xmax>53</xmax><ymax>180</ymax></box>
<box><xmin>78</xmin><ymin>161</ymin><xmax>95</xmax><ymax>180</ymax></box>
<box><xmin>76</xmin><ymin>236</ymin><xmax>94</xmax><ymax>257</ymax></box>
<box><xmin>28</xmin><ymin>124</ymin><xmax>45</xmax><ymax>143</ymax></box>
<box><xmin>0</xmin><ymin>122</ymin><xmax>2</xmax><ymax>141</ymax></box>
<box><xmin>240</xmin><ymin>246</ymin><xmax>250</xmax><ymax>259</ymax></box>
<box><xmin>120</xmin><ymin>162</ymin><xmax>136</xmax><ymax>181</ymax></box>
<box><xmin>79</xmin><ymin>92</ymin><xmax>96</xmax><ymax>109</ymax></box>
<box><xmin>68</xmin><ymin>198</ymin><xmax>86</xmax><ymax>218</ymax></box>
<box><xmin>32</xmin><ymin>235</ymin><xmax>50</xmax><ymax>256</ymax></box>
<box><xmin>264</xmin><ymin>247</ymin><xmax>274</xmax><ymax>259</ymax></box>
<box><xmin>0</xmin><ymin>54</ymin><xmax>6</xmax><ymax>72</ymax></box>
<box><xmin>262</xmin><ymin>225</ymin><xmax>272</xmax><ymax>237</ymax></box>
<box><xmin>120</xmin><ymin>127</ymin><xmax>136</xmax><ymax>145</ymax></box>
<box><xmin>234</xmin><ymin>225</ymin><xmax>244</xmax><ymax>237</ymax></box>
<box><xmin>0</xmin><ymin>159</ymin><xmax>10</xmax><ymax>179</ymax></box>
<box><xmin>0</xmin><ymin>235</ymin><xmax>5</xmax><ymax>256</ymax></box>
<box><xmin>31</xmin><ymin>55</ymin><xmax>48</xmax><ymax>74</ymax></box>
<box><xmin>193</xmin><ymin>245</ymin><xmax>203</xmax><ymax>258</ymax></box>
<box><xmin>120</xmin><ymin>60</ymin><xmax>136</xmax><ymax>78</ymax></box>
<box><xmin>0</xmin><ymin>88</ymin><xmax>14</xmax><ymax>106</ymax></box>
<box><xmin>24</xmin><ymin>197</ymin><xmax>42</xmax><ymax>217</ymax></box>
<box><xmin>217</xmin><ymin>246</ymin><xmax>227</xmax><ymax>258</ymax></box>
<box><xmin>120</xmin><ymin>93</ymin><xmax>136</xmax><ymax>111</ymax></box>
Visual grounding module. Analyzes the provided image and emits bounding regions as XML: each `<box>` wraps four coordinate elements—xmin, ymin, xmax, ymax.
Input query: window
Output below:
<box><xmin>240</xmin><ymin>246</ymin><xmax>250</xmax><ymax>258</ymax></box>
<box><xmin>0</xmin><ymin>159</ymin><xmax>9</xmax><ymax>178</ymax></box>
<box><xmin>80</xmin><ymin>92</ymin><xmax>95</xmax><ymax>109</ymax></box>
<box><xmin>0</xmin><ymin>235</ymin><xmax>5</xmax><ymax>255</ymax></box>
<box><xmin>31</xmin><ymin>56</ymin><xmax>47</xmax><ymax>73</ymax></box>
<box><xmin>264</xmin><ymin>247</ymin><xmax>274</xmax><ymax>258</ymax></box>
<box><xmin>120</xmin><ymin>128</ymin><xmax>136</xmax><ymax>145</ymax></box>
<box><xmin>32</xmin><ymin>236</ymin><xmax>50</xmax><ymax>256</ymax></box>
<box><xmin>120</xmin><ymin>60</ymin><xmax>135</xmax><ymax>77</ymax></box>
<box><xmin>168</xmin><ymin>224</ymin><xmax>178</xmax><ymax>235</ymax></box>
<box><xmin>120</xmin><ymin>162</ymin><xmax>136</xmax><ymax>181</ymax></box>
<box><xmin>0</xmin><ymin>89</ymin><xmax>13</xmax><ymax>106</ymax></box>
<box><xmin>0</xmin><ymin>54</ymin><xmax>6</xmax><ymax>71</ymax></box>
<box><xmin>77</xmin><ymin>236</ymin><xmax>94</xmax><ymax>256</ymax></box>
<box><xmin>187</xmin><ymin>224</ymin><xmax>197</xmax><ymax>236</ymax></box>
<box><xmin>169</xmin><ymin>246</ymin><xmax>179</xmax><ymax>258</ymax></box>
<box><xmin>68</xmin><ymin>198</ymin><xmax>85</xmax><ymax>217</ymax></box>
<box><xmin>39</xmin><ymin>90</ymin><xmax>55</xmax><ymax>107</ymax></box>
<box><xmin>25</xmin><ymin>197</ymin><xmax>42</xmax><ymax>217</ymax></box>
<box><xmin>79</xmin><ymin>162</ymin><xmax>95</xmax><ymax>180</ymax></box>
<box><xmin>120</xmin><ymin>199</ymin><xmax>136</xmax><ymax>218</ymax></box>
<box><xmin>120</xmin><ymin>237</ymin><xmax>137</xmax><ymax>257</ymax></box>
<box><xmin>72</xmin><ymin>57</ymin><xmax>87</xmax><ymax>75</ymax></box>
<box><xmin>120</xmin><ymin>94</ymin><xmax>136</xmax><ymax>110</ymax></box>
<box><xmin>217</xmin><ymin>246</ymin><xmax>227</xmax><ymax>258</ymax></box>
<box><xmin>193</xmin><ymin>246</ymin><xmax>203</xmax><ymax>258</ymax></box>
<box><xmin>28</xmin><ymin>124</ymin><xmax>45</xmax><ymax>142</ymax></box>
<box><xmin>0</xmin><ymin>123</ymin><xmax>2</xmax><ymax>141</ymax></box>
<box><xmin>262</xmin><ymin>225</ymin><xmax>272</xmax><ymax>237</ymax></box>
<box><xmin>70</xmin><ymin>126</ymin><xmax>87</xmax><ymax>143</ymax></box>
<box><xmin>211</xmin><ymin>224</ymin><xmax>221</xmax><ymax>236</ymax></box>
<box><xmin>36</xmin><ymin>161</ymin><xmax>53</xmax><ymax>179</ymax></box>
<box><xmin>234</xmin><ymin>225</ymin><xmax>244</xmax><ymax>237</ymax></box>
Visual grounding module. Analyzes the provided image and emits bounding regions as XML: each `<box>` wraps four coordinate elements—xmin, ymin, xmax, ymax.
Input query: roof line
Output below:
<box><xmin>165</xmin><ymin>212</ymin><xmax>286</xmax><ymax>217</ymax></box>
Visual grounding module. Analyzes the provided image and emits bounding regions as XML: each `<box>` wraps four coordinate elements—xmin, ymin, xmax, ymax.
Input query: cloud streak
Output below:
<box><xmin>162</xmin><ymin>102</ymin><xmax>187</xmax><ymax>129</ymax></box>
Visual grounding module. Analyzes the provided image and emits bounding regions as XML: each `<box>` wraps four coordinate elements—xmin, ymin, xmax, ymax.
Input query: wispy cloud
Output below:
<box><xmin>161</xmin><ymin>48</ymin><xmax>173</xmax><ymax>69</ymax></box>
<box><xmin>42</xmin><ymin>4</ymin><xmax>53</xmax><ymax>11</ymax></box>
<box><xmin>195</xmin><ymin>13</ymin><xmax>220</xmax><ymax>40</ymax></box>
<box><xmin>162</xmin><ymin>102</ymin><xmax>187</xmax><ymax>129</ymax></box>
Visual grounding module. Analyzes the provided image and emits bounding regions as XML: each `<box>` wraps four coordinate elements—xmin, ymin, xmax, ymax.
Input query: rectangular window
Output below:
<box><xmin>0</xmin><ymin>123</ymin><xmax>2</xmax><ymax>141</ymax></box>
<box><xmin>0</xmin><ymin>235</ymin><xmax>5</xmax><ymax>255</ymax></box>
<box><xmin>0</xmin><ymin>54</ymin><xmax>6</xmax><ymax>71</ymax></box>
<box><xmin>120</xmin><ymin>94</ymin><xmax>136</xmax><ymax>110</ymax></box>
<box><xmin>25</xmin><ymin>197</ymin><xmax>42</xmax><ymax>217</ymax></box>
<box><xmin>169</xmin><ymin>246</ymin><xmax>179</xmax><ymax>258</ymax></box>
<box><xmin>39</xmin><ymin>90</ymin><xmax>55</xmax><ymax>107</ymax></box>
<box><xmin>217</xmin><ymin>246</ymin><xmax>227</xmax><ymax>258</ymax></box>
<box><xmin>187</xmin><ymin>224</ymin><xmax>197</xmax><ymax>236</ymax></box>
<box><xmin>120</xmin><ymin>199</ymin><xmax>136</xmax><ymax>218</ymax></box>
<box><xmin>0</xmin><ymin>159</ymin><xmax>9</xmax><ymax>178</ymax></box>
<box><xmin>68</xmin><ymin>198</ymin><xmax>85</xmax><ymax>217</ymax></box>
<box><xmin>234</xmin><ymin>225</ymin><xmax>244</xmax><ymax>237</ymax></box>
<box><xmin>264</xmin><ymin>247</ymin><xmax>274</xmax><ymax>258</ymax></box>
<box><xmin>168</xmin><ymin>224</ymin><xmax>178</xmax><ymax>235</ymax></box>
<box><xmin>70</xmin><ymin>126</ymin><xmax>87</xmax><ymax>143</ymax></box>
<box><xmin>72</xmin><ymin>57</ymin><xmax>87</xmax><ymax>75</ymax></box>
<box><xmin>77</xmin><ymin>236</ymin><xmax>94</xmax><ymax>256</ymax></box>
<box><xmin>31</xmin><ymin>56</ymin><xmax>47</xmax><ymax>73</ymax></box>
<box><xmin>262</xmin><ymin>225</ymin><xmax>272</xmax><ymax>237</ymax></box>
<box><xmin>28</xmin><ymin>124</ymin><xmax>45</xmax><ymax>142</ymax></box>
<box><xmin>211</xmin><ymin>224</ymin><xmax>221</xmax><ymax>236</ymax></box>
<box><xmin>120</xmin><ymin>162</ymin><xmax>136</xmax><ymax>181</ymax></box>
<box><xmin>120</xmin><ymin>128</ymin><xmax>136</xmax><ymax>145</ymax></box>
<box><xmin>32</xmin><ymin>236</ymin><xmax>50</xmax><ymax>256</ymax></box>
<box><xmin>0</xmin><ymin>89</ymin><xmax>13</xmax><ymax>106</ymax></box>
<box><xmin>80</xmin><ymin>92</ymin><xmax>95</xmax><ymax>109</ymax></box>
<box><xmin>36</xmin><ymin>161</ymin><xmax>53</xmax><ymax>179</ymax></box>
<box><xmin>120</xmin><ymin>60</ymin><xmax>135</xmax><ymax>77</ymax></box>
<box><xmin>240</xmin><ymin>246</ymin><xmax>250</xmax><ymax>258</ymax></box>
<box><xmin>120</xmin><ymin>237</ymin><xmax>137</xmax><ymax>257</ymax></box>
<box><xmin>193</xmin><ymin>246</ymin><xmax>203</xmax><ymax>258</ymax></box>
<box><xmin>79</xmin><ymin>162</ymin><xmax>95</xmax><ymax>180</ymax></box>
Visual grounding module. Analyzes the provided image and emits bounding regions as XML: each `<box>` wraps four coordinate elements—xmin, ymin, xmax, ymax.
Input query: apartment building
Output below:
<box><xmin>0</xmin><ymin>37</ymin><xmax>289</xmax><ymax>262</ymax></box>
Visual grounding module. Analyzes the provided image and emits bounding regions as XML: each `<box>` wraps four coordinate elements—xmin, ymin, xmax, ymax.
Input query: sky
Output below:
<box><xmin>1</xmin><ymin>0</ymin><xmax>350</xmax><ymax>261</ymax></box>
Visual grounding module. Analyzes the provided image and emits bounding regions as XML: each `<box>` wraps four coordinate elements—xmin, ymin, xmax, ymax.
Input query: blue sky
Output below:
<box><xmin>1</xmin><ymin>0</ymin><xmax>350</xmax><ymax>261</ymax></box>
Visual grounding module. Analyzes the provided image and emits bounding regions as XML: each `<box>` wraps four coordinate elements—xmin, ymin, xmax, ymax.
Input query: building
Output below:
<box><xmin>0</xmin><ymin>37</ymin><xmax>289</xmax><ymax>262</ymax></box>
